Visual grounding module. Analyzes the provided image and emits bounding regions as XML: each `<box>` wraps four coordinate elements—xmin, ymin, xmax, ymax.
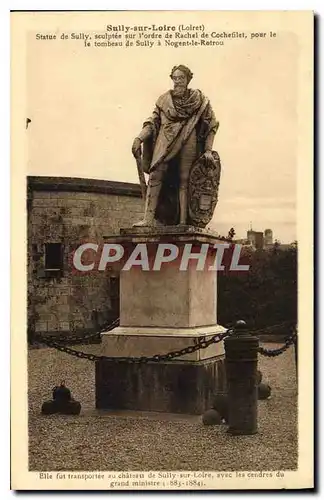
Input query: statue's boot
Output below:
<box><xmin>179</xmin><ymin>186</ymin><xmax>188</xmax><ymax>225</ymax></box>
<box><xmin>133</xmin><ymin>182</ymin><xmax>161</xmax><ymax>227</ymax></box>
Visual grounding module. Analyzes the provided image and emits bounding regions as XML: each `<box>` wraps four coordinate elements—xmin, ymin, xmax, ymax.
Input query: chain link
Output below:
<box><xmin>33</xmin><ymin>318</ymin><xmax>297</xmax><ymax>362</ymax></box>
<box><xmin>34</xmin><ymin>329</ymin><xmax>232</xmax><ymax>363</ymax></box>
<box><xmin>250</xmin><ymin>320</ymin><xmax>295</xmax><ymax>335</ymax></box>
<box><xmin>33</xmin><ymin>317</ymin><xmax>120</xmax><ymax>346</ymax></box>
<box><xmin>220</xmin><ymin>320</ymin><xmax>294</xmax><ymax>335</ymax></box>
<box><xmin>257</xmin><ymin>329</ymin><xmax>297</xmax><ymax>357</ymax></box>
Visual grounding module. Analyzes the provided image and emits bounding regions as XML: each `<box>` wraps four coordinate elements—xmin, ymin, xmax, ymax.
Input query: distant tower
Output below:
<box><xmin>264</xmin><ymin>229</ymin><xmax>273</xmax><ymax>246</ymax></box>
<box><xmin>247</xmin><ymin>224</ymin><xmax>264</xmax><ymax>250</ymax></box>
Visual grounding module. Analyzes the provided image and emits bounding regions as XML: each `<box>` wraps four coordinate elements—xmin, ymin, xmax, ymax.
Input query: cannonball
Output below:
<box><xmin>52</xmin><ymin>383</ymin><xmax>71</xmax><ymax>403</ymax></box>
<box><xmin>211</xmin><ymin>393</ymin><xmax>229</xmax><ymax>422</ymax></box>
<box><xmin>202</xmin><ymin>409</ymin><xmax>222</xmax><ymax>426</ymax></box>
<box><xmin>258</xmin><ymin>383</ymin><xmax>271</xmax><ymax>400</ymax></box>
<box><xmin>41</xmin><ymin>400</ymin><xmax>58</xmax><ymax>415</ymax></box>
<box><xmin>256</xmin><ymin>370</ymin><xmax>263</xmax><ymax>385</ymax></box>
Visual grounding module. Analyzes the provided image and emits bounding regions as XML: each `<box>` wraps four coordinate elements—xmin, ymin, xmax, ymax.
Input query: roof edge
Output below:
<box><xmin>27</xmin><ymin>176</ymin><xmax>142</xmax><ymax>198</ymax></box>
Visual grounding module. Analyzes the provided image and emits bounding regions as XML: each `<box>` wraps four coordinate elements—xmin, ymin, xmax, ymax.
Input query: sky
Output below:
<box><xmin>26</xmin><ymin>18</ymin><xmax>298</xmax><ymax>243</ymax></box>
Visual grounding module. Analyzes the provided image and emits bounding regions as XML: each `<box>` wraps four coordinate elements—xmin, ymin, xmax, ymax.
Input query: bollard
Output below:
<box><xmin>224</xmin><ymin>320</ymin><xmax>259</xmax><ymax>435</ymax></box>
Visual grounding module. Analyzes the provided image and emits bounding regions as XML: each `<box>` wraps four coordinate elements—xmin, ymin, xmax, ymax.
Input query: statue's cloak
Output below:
<box><xmin>141</xmin><ymin>89</ymin><xmax>218</xmax><ymax>225</ymax></box>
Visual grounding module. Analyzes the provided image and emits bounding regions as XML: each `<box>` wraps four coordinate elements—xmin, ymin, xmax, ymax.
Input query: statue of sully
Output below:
<box><xmin>132</xmin><ymin>65</ymin><xmax>221</xmax><ymax>228</ymax></box>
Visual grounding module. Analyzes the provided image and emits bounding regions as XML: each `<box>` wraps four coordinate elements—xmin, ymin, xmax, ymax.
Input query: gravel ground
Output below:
<box><xmin>28</xmin><ymin>343</ymin><xmax>297</xmax><ymax>471</ymax></box>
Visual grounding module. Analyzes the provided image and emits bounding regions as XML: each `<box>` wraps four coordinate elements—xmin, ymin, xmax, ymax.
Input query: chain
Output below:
<box><xmin>250</xmin><ymin>320</ymin><xmax>295</xmax><ymax>335</ymax></box>
<box><xmin>33</xmin><ymin>317</ymin><xmax>297</xmax><ymax>361</ymax></box>
<box><xmin>35</xmin><ymin>329</ymin><xmax>232</xmax><ymax>363</ymax></box>
<box><xmin>221</xmin><ymin>320</ymin><xmax>295</xmax><ymax>338</ymax></box>
<box><xmin>258</xmin><ymin>329</ymin><xmax>297</xmax><ymax>357</ymax></box>
<box><xmin>33</xmin><ymin>317</ymin><xmax>120</xmax><ymax>346</ymax></box>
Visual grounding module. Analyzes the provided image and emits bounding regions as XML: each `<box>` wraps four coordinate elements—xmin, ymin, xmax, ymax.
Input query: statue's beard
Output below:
<box><xmin>173</xmin><ymin>86</ymin><xmax>187</xmax><ymax>97</ymax></box>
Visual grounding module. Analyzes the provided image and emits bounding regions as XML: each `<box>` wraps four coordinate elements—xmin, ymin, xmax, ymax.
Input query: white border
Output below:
<box><xmin>4</xmin><ymin>2</ymin><xmax>320</xmax><ymax>498</ymax></box>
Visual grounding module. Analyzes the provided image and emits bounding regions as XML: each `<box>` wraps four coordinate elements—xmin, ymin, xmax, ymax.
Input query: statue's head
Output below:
<box><xmin>170</xmin><ymin>65</ymin><xmax>193</xmax><ymax>94</ymax></box>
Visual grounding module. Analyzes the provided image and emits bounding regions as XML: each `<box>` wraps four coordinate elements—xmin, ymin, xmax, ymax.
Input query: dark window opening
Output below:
<box><xmin>110</xmin><ymin>275</ymin><xmax>120</xmax><ymax>321</ymax></box>
<box><xmin>110</xmin><ymin>276</ymin><xmax>120</xmax><ymax>299</ymax></box>
<box><xmin>45</xmin><ymin>243</ymin><xmax>63</xmax><ymax>271</ymax></box>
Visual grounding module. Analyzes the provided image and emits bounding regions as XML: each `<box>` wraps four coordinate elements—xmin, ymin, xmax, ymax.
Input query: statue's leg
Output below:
<box><xmin>179</xmin><ymin>176</ymin><xmax>189</xmax><ymax>225</ymax></box>
<box><xmin>133</xmin><ymin>164</ymin><xmax>167</xmax><ymax>227</ymax></box>
<box><xmin>179</xmin><ymin>131</ymin><xmax>197</xmax><ymax>225</ymax></box>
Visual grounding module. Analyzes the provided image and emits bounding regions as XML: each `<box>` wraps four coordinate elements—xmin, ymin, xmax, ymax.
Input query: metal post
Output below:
<box><xmin>91</xmin><ymin>309</ymin><xmax>99</xmax><ymax>332</ymax></box>
<box><xmin>224</xmin><ymin>320</ymin><xmax>259</xmax><ymax>435</ymax></box>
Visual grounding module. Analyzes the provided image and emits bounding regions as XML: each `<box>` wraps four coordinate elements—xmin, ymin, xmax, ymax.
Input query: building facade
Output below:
<box><xmin>247</xmin><ymin>230</ymin><xmax>264</xmax><ymax>250</ymax></box>
<box><xmin>27</xmin><ymin>176</ymin><xmax>144</xmax><ymax>336</ymax></box>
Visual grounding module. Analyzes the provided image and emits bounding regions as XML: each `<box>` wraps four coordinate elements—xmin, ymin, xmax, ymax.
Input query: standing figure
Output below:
<box><xmin>132</xmin><ymin>65</ymin><xmax>219</xmax><ymax>227</ymax></box>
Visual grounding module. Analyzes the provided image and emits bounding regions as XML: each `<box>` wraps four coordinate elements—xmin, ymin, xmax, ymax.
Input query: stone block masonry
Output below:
<box><xmin>96</xmin><ymin>357</ymin><xmax>227</xmax><ymax>414</ymax></box>
<box><xmin>95</xmin><ymin>226</ymin><xmax>227</xmax><ymax>414</ymax></box>
<box><xmin>27</xmin><ymin>176</ymin><xmax>144</xmax><ymax>335</ymax></box>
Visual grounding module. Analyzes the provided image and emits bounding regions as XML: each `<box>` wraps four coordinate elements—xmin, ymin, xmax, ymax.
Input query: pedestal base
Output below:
<box><xmin>95</xmin><ymin>356</ymin><xmax>226</xmax><ymax>415</ymax></box>
<box><xmin>96</xmin><ymin>226</ymin><xmax>228</xmax><ymax>414</ymax></box>
<box><xmin>99</xmin><ymin>324</ymin><xmax>226</xmax><ymax>361</ymax></box>
<box><xmin>96</xmin><ymin>326</ymin><xmax>226</xmax><ymax>414</ymax></box>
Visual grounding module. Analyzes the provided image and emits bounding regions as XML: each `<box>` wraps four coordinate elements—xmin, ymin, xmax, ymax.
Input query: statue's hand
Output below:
<box><xmin>132</xmin><ymin>137</ymin><xmax>142</xmax><ymax>159</ymax></box>
<box><xmin>203</xmin><ymin>150</ymin><xmax>214</xmax><ymax>163</ymax></box>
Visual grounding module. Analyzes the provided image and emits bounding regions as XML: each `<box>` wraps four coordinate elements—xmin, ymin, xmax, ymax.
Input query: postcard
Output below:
<box><xmin>11</xmin><ymin>10</ymin><xmax>314</xmax><ymax>490</ymax></box>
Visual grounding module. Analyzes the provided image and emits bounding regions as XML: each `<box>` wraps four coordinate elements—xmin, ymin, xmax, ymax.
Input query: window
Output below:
<box><xmin>110</xmin><ymin>276</ymin><xmax>120</xmax><ymax>299</ymax></box>
<box><xmin>45</xmin><ymin>243</ymin><xmax>63</xmax><ymax>271</ymax></box>
<box><xmin>110</xmin><ymin>275</ymin><xmax>120</xmax><ymax>320</ymax></box>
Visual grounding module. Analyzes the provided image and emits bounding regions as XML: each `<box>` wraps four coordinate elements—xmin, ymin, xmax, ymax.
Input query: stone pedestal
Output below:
<box><xmin>95</xmin><ymin>226</ymin><xmax>228</xmax><ymax>414</ymax></box>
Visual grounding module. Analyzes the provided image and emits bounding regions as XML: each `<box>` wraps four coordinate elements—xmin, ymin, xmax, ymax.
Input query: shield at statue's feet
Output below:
<box><xmin>188</xmin><ymin>151</ymin><xmax>221</xmax><ymax>228</ymax></box>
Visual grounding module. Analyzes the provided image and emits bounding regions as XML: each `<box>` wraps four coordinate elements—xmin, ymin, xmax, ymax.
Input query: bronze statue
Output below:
<box><xmin>132</xmin><ymin>65</ymin><xmax>221</xmax><ymax>228</ymax></box>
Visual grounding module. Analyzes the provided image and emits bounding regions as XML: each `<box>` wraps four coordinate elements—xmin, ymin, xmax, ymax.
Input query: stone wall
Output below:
<box><xmin>27</xmin><ymin>176</ymin><xmax>144</xmax><ymax>335</ymax></box>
